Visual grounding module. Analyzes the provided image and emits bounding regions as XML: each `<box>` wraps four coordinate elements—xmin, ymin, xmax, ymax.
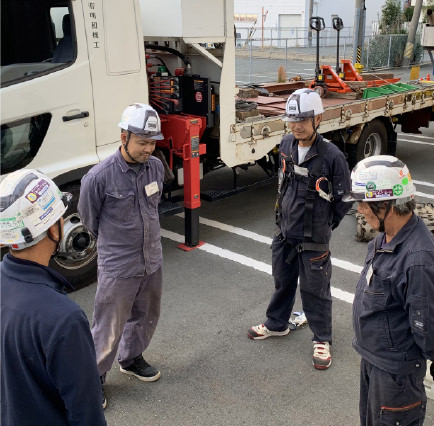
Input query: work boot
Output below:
<box><xmin>120</xmin><ymin>355</ymin><xmax>161</xmax><ymax>382</ymax></box>
<box><xmin>312</xmin><ymin>341</ymin><xmax>332</xmax><ymax>370</ymax></box>
<box><xmin>247</xmin><ymin>323</ymin><xmax>290</xmax><ymax>340</ymax></box>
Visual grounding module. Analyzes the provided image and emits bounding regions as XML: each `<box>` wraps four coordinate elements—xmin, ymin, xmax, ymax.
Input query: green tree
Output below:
<box><xmin>403</xmin><ymin>6</ymin><xmax>413</xmax><ymax>23</ymax></box>
<box><xmin>380</xmin><ymin>0</ymin><xmax>405</xmax><ymax>34</ymax></box>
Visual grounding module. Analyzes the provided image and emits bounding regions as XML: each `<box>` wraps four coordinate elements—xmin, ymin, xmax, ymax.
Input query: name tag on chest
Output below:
<box><xmin>145</xmin><ymin>181</ymin><xmax>159</xmax><ymax>196</ymax></box>
<box><xmin>366</xmin><ymin>264</ymin><xmax>373</xmax><ymax>286</ymax></box>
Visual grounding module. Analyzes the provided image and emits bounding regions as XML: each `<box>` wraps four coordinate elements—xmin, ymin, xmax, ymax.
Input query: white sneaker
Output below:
<box><xmin>247</xmin><ymin>324</ymin><xmax>290</xmax><ymax>340</ymax></box>
<box><xmin>312</xmin><ymin>341</ymin><xmax>332</xmax><ymax>370</ymax></box>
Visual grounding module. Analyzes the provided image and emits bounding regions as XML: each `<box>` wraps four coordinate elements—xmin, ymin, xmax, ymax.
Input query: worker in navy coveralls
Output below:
<box><xmin>78</xmin><ymin>103</ymin><xmax>165</xmax><ymax>408</ymax></box>
<box><xmin>248</xmin><ymin>89</ymin><xmax>351</xmax><ymax>370</ymax></box>
<box><xmin>0</xmin><ymin>169</ymin><xmax>106</xmax><ymax>425</ymax></box>
<box><xmin>344</xmin><ymin>155</ymin><xmax>434</xmax><ymax>426</ymax></box>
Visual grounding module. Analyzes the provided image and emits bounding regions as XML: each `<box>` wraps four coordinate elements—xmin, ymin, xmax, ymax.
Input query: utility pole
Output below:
<box><xmin>261</xmin><ymin>7</ymin><xmax>268</xmax><ymax>48</ymax></box>
<box><xmin>353</xmin><ymin>0</ymin><xmax>366</xmax><ymax>72</ymax></box>
<box><xmin>402</xmin><ymin>0</ymin><xmax>423</xmax><ymax>67</ymax></box>
<box><xmin>308</xmin><ymin>0</ymin><xmax>314</xmax><ymax>47</ymax></box>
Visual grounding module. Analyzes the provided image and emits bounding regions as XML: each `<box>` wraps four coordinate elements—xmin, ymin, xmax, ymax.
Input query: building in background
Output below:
<box><xmin>234</xmin><ymin>0</ymin><xmax>389</xmax><ymax>39</ymax></box>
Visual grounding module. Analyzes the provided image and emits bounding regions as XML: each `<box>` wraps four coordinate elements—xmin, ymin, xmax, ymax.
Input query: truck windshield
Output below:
<box><xmin>1</xmin><ymin>1</ymin><xmax>75</xmax><ymax>88</ymax></box>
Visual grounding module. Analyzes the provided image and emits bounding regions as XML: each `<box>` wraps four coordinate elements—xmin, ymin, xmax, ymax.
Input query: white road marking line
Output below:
<box><xmin>398</xmin><ymin>133</ymin><xmax>433</xmax><ymax>141</ymax></box>
<box><xmin>413</xmin><ymin>180</ymin><xmax>434</xmax><ymax>188</ymax></box>
<box><xmin>176</xmin><ymin>214</ymin><xmax>272</xmax><ymax>245</ymax></box>
<box><xmin>397</xmin><ymin>138</ymin><xmax>434</xmax><ymax>146</ymax></box>
<box><xmin>162</xmin><ymin>224</ymin><xmax>359</xmax><ymax>304</ymax></box>
<box><xmin>416</xmin><ymin>191</ymin><xmax>434</xmax><ymax>200</ymax></box>
<box><xmin>176</xmin><ymin>213</ymin><xmax>364</xmax><ymax>275</ymax></box>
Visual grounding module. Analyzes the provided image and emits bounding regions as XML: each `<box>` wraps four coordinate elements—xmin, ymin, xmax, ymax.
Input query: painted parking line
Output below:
<box><xmin>163</xmin><ymin>219</ymin><xmax>360</xmax><ymax>304</ymax></box>
<box><xmin>413</xmin><ymin>180</ymin><xmax>434</xmax><ymax>188</ymax></box>
<box><xmin>398</xmin><ymin>133</ymin><xmax>433</xmax><ymax>141</ymax></box>
<box><xmin>398</xmin><ymin>138</ymin><xmax>434</xmax><ymax>146</ymax></box>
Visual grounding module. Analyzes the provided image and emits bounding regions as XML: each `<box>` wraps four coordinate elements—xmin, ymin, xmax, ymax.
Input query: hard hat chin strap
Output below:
<box><xmin>49</xmin><ymin>219</ymin><xmax>63</xmax><ymax>258</ymax></box>
<box><xmin>369</xmin><ymin>200</ymin><xmax>393</xmax><ymax>233</ymax></box>
<box><xmin>123</xmin><ymin>131</ymin><xmax>139</xmax><ymax>163</ymax></box>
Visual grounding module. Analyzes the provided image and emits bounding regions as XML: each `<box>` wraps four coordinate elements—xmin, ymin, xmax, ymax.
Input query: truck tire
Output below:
<box><xmin>356</xmin><ymin>119</ymin><xmax>387</xmax><ymax>163</ymax></box>
<box><xmin>49</xmin><ymin>184</ymin><xmax>97</xmax><ymax>291</ymax></box>
<box><xmin>355</xmin><ymin>203</ymin><xmax>434</xmax><ymax>242</ymax></box>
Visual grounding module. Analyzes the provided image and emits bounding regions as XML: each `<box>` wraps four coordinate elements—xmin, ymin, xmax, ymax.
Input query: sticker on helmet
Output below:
<box><xmin>358</xmin><ymin>171</ymin><xmax>377</xmax><ymax>181</ymax></box>
<box><xmin>393</xmin><ymin>184</ymin><xmax>403</xmax><ymax>196</ymax></box>
<box><xmin>26</xmin><ymin>193</ymin><xmax>37</xmax><ymax>202</ymax></box>
<box><xmin>365</xmin><ymin>189</ymin><xmax>393</xmax><ymax>199</ymax></box>
<box><xmin>39</xmin><ymin>206</ymin><xmax>53</xmax><ymax>221</ymax></box>
<box><xmin>0</xmin><ymin>230</ymin><xmax>20</xmax><ymax>243</ymax></box>
<box><xmin>0</xmin><ymin>217</ymin><xmax>24</xmax><ymax>230</ymax></box>
<box><xmin>366</xmin><ymin>181</ymin><xmax>376</xmax><ymax>191</ymax></box>
<box><xmin>402</xmin><ymin>177</ymin><xmax>409</xmax><ymax>185</ymax></box>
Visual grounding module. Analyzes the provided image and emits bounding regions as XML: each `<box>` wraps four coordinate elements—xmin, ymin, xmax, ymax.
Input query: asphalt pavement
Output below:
<box><xmin>70</xmin><ymin>125</ymin><xmax>434</xmax><ymax>425</ymax></box>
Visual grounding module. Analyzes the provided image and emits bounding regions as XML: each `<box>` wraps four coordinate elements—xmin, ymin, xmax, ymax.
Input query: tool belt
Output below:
<box><xmin>284</xmin><ymin>240</ymin><xmax>330</xmax><ymax>264</ymax></box>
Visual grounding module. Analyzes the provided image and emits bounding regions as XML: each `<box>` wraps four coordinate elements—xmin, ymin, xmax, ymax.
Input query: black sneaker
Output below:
<box><xmin>101</xmin><ymin>385</ymin><xmax>107</xmax><ymax>410</ymax></box>
<box><xmin>120</xmin><ymin>356</ymin><xmax>161</xmax><ymax>382</ymax></box>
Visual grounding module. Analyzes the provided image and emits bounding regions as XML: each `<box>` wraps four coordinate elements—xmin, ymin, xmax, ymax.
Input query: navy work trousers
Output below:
<box><xmin>264</xmin><ymin>235</ymin><xmax>332</xmax><ymax>343</ymax></box>
<box><xmin>359</xmin><ymin>358</ymin><xmax>427</xmax><ymax>426</ymax></box>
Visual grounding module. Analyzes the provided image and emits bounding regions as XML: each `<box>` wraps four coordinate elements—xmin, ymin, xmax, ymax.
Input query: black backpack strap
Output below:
<box><xmin>303</xmin><ymin>138</ymin><xmax>327</xmax><ymax>240</ymax></box>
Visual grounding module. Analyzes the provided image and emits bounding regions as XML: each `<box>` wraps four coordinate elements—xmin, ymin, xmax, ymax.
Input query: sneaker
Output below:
<box><xmin>247</xmin><ymin>324</ymin><xmax>290</xmax><ymax>340</ymax></box>
<box><xmin>312</xmin><ymin>341</ymin><xmax>332</xmax><ymax>370</ymax></box>
<box><xmin>120</xmin><ymin>356</ymin><xmax>161</xmax><ymax>382</ymax></box>
<box><xmin>101</xmin><ymin>386</ymin><xmax>107</xmax><ymax>410</ymax></box>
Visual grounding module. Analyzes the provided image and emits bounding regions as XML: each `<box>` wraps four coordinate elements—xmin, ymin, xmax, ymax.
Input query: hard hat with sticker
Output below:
<box><xmin>343</xmin><ymin>155</ymin><xmax>416</xmax><ymax>204</ymax></box>
<box><xmin>0</xmin><ymin>169</ymin><xmax>71</xmax><ymax>250</ymax></box>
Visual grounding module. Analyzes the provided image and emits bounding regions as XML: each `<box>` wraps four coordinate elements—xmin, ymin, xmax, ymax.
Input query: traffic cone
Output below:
<box><xmin>426</xmin><ymin>74</ymin><xmax>431</xmax><ymax>81</ymax></box>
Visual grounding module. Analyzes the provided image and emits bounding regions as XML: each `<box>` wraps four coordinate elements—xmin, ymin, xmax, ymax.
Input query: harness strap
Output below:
<box><xmin>303</xmin><ymin>138</ymin><xmax>327</xmax><ymax>239</ymax></box>
<box><xmin>296</xmin><ymin>242</ymin><xmax>329</xmax><ymax>252</ymax></box>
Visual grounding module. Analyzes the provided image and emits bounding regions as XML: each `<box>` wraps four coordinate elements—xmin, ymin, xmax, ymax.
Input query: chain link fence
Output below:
<box><xmin>235</xmin><ymin>27</ymin><xmax>427</xmax><ymax>85</ymax></box>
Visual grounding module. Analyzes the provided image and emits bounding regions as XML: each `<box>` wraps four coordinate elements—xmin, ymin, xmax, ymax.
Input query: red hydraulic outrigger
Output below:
<box><xmin>159</xmin><ymin>114</ymin><xmax>206</xmax><ymax>250</ymax></box>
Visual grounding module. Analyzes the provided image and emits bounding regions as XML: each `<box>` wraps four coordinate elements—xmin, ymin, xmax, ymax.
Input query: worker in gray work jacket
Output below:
<box><xmin>343</xmin><ymin>155</ymin><xmax>434</xmax><ymax>426</ymax></box>
<box><xmin>78</xmin><ymin>103</ymin><xmax>165</xmax><ymax>409</ymax></box>
<box><xmin>248</xmin><ymin>89</ymin><xmax>351</xmax><ymax>370</ymax></box>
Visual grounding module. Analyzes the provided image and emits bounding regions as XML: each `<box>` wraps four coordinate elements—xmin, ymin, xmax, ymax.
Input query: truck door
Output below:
<box><xmin>1</xmin><ymin>0</ymin><xmax>97</xmax><ymax>181</ymax></box>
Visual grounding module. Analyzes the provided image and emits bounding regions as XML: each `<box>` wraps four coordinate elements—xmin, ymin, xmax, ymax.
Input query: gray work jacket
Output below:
<box><xmin>78</xmin><ymin>148</ymin><xmax>164</xmax><ymax>278</ymax></box>
<box><xmin>353</xmin><ymin>213</ymin><xmax>434</xmax><ymax>374</ymax></box>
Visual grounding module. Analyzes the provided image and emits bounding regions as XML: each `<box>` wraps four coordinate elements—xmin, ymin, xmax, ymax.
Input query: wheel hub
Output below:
<box><xmin>54</xmin><ymin>213</ymin><xmax>97</xmax><ymax>269</ymax></box>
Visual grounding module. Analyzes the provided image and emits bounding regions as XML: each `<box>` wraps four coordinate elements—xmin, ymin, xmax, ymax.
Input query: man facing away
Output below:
<box><xmin>78</xmin><ymin>103</ymin><xmax>165</xmax><ymax>407</ymax></box>
<box><xmin>0</xmin><ymin>169</ymin><xmax>106</xmax><ymax>425</ymax></box>
<box><xmin>248</xmin><ymin>88</ymin><xmax>352</xmax><ymax>370</ymax></box>
<box><xmin>343</xmin><ymin>155</ymin><xmax>434</xmax><ymax>426</ymax></box>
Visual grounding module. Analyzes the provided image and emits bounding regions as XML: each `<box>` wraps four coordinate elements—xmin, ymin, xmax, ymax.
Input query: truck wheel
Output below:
<box><xmin>356</xmin><ymin>119</ymin><xmax>387</xmax><ymax>163</ymax></box>
<box><xmin>49</xmin><ymin>184</ymin><xmax>97</xmax><ymax>291</ymax></box>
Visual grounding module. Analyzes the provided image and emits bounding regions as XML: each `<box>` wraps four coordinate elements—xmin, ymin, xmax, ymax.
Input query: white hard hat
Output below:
<box><xmin>118</xmin><ymin>103</ymin><xmax>164</xmax><ymax>140</ymax></box>
<box><xmin>282</xmin><ymin>88</ymin><xmax>324</xmax><ymax>122</ymax></box>
<box><xmin>343</xmin><ymin>155</ymin><xmax>416</xmax><ymax>204</ymax></box>
<box><xmin>0</xmin><ymin>169</ymin><xmax>71</xmax><ymax>250</ymax></box>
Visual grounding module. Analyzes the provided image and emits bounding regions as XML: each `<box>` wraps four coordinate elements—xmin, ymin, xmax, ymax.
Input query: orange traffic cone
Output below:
<box><xmin>426</xmin><ymin>74</ymin><xmax>431</xmax><ymax>81</ymax></box>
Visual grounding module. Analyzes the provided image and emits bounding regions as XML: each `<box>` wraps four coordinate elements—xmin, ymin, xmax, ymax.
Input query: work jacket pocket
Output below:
<box><xmin>379</xmin><ymin>400</ymin><xmax>424</xmax><ymax>426</ymax></box>
<box><xmin>361</xmin><ymin>273</ymin><xmax>391</xmax><ymax>312</ymax></box>
<box><xmin>409</xmin><ymin>295</ymin><xmax>428</xmax><ymax>335</ymax></box>
<box><xmin>105</xmin><ymin>189</ymin><xmax>135</xmax><ymax>221</ymax></box>
<box><xmin>146</xmin><ymin>191</ymin><xmax>161</xmax><ymax>216</ymax></box>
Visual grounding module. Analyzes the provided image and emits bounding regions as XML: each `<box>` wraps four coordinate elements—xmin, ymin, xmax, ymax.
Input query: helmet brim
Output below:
<box><xmin>342</xmin><ymin>192</ymin><xmax>365</xmax><ymax>202</ymax></box>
